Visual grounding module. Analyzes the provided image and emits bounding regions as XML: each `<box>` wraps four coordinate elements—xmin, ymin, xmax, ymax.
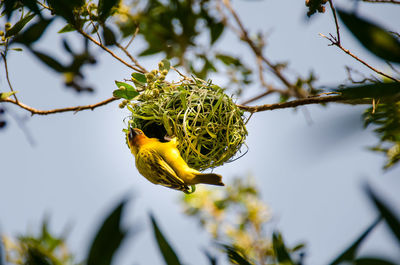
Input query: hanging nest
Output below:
<box><xmin>122</xmin><ymin>65</ymin><xmax>248</xmax><ymax>170</ymax></box>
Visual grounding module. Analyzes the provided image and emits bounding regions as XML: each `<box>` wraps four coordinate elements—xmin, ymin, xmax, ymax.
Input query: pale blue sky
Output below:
<box><xmin>1</xmin><ymin>0</ymin><xmax>400</xmax><ymax>264</ymax></box>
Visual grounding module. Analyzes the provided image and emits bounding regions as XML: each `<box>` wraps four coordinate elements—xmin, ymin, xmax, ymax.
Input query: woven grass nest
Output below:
<box><xmin>122</xmin><ymin>63</ymin><xmax>248</xmax><ymax>170</ymax></box>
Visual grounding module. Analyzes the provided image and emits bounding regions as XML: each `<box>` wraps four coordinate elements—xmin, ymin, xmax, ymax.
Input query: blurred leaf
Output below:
<box><xmin>210</xmin><ymin>22</ymin><xmax>224</xmax><ymax>44</ymax></box>
<box><xmin>354</xmin><ymin>257</ymin><xmax>397</xmax><ymax>265</ymax></box>
<box><xmin>98</xmin><ymin>0</ymin><xmax>121</xmax><ymax>22</ymax></box>
<box><xmin>5</xmin><ymin>13</ymin><xmax>36</xmax><ymax>37</ymax></box>
<box><xmin>150</xmin><ymin>214</ymin><xmax>182</xmax><ymax>265</ymax></box>
<box><xmin>10</xmin><ymin>48</ymin><xmax>23</xmax><ymax>52</ymax></box>
<box><xmin>62</xmin><ymin>39</ymin><xmax>73</xmax><ymax>54</ymax></box>
<box><xmin>26</xmin><ymin>248</ymin><xmax>52</xmax><ymax>265</ymax></box>
<box><xmin>216</xmin><ymin>54</ymin><xmax>241</xmax><ymax>66</ymax></box>
<box><xmin>0</xmin><ymin>235</ymin><xmax>4</xmax><ymax>265</ymax></box>
<box><xmin>58</xmin><ymin>24</ymin><xmax>76</xmax><ymax>33</ymax></box>
<box><xmin>0</xmin><ymin>91</ymin><xmax>17</xmax><ymax>100</ymax></box>
<box><xmin>220</xmin><ymin>244</ymin><xmax>253</xmax><ymax>265</ymax></box>
<box><xmin>131</xmin><ymin>73</ymin><xmax>147</xmax><ymax>84</ymax></box>
<box><xmin>291</xmin><ymin>243</ymin><xmax>306</xmax><ymax>252</ymax></box>
<box><xmin>3</xmin><ymin>0</ymin><xmax>40</xmax><ymax>19</ymax></box>
<box><xmin>13</xmin><ymin>18</ymin><xmax>53</xmax><ymax>45</ymax></box>
<box><xmin>329</xmin><ymin>217</ymin><xmax>382</xmax><ymax>265</ymax></box>
<box><xmin>337</xmin><ymin>9</ymin><xmax>400</xmax><ymax>63</ymax></box>
<box><xmin>203</xmin><ymin>250</ymin><xmax>218</xmax><ymax>265</ymax></box>
<box><xmin>365</xmin><ymin>185</ymin><xmax>400</xmax><ymax>244</ymax></box>
<box><xmin>102</xmin><ymin>26</ymin><xmax>116</xmax><ymax>46</ymax></box>
<box><xmin>335</xmin><ymin>82</ymin><xmax>400</xmax><ymax>100</ymax></box>
<box><xmin>87</xmin><ymin>199</ymin><xmax>127</xmax><ymax>265</ymax></box>
<box><xmin>272</xmin><ymin>232</ymin><xmax>294</xmax><ymax>265</ymax></box>
<box><xmin>46</xmin><ymin>0</ymin><xmax>83</xmax><ymax>25</ymax></box>
<box><xmin>31</xmin><ymin>50</ymin><xmax>66</xmax><ymax>73</ymax></box>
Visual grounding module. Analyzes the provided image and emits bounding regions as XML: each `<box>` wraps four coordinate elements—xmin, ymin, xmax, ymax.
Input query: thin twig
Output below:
<box><xmin>1</xmin><ymin>97</ymin><xmax>118</xmax><ymax>115</ymax></box>
<box><xmin>124</xmin><ymin>26</ymin><xmax>139</xmax><ymax>49</ymax></box>
<box><xmin>237</xmin><ymin>95</ymin><xmax>345</xmax><ymax>113</ymax></box>
<box><xmin>328</xmin><ymin>0</ymin><xmax>341</xmax><ymax>44</ymax></box>
<box><xmin>86</xmin><ymin>6</ymin><xmax>103</xmax><ymax>45</ymax></box>
<box><xmin>221</xmin><ymin>0</ymin><xmax>295</xmax><ymax>91</ymax></box>
<box><xmin>361</xmin><ymin>0</ymin><xmax>400</xmax><ymax>3</ymax></box>
<box><xmin>320</xmin><ymin>33</ymin><xmax>400</xmax><ymax>82</ymax></box>
<box><xmin>77</xmin><ymin>29</ymin><xmax>146</xmax><ymax>73</ymax></box>
<box><xmin>1</xmin><ymin>52</ymin><xmax>19</xmax><ymax>102</ymax></box>
<box><xmin>115</xmin><ymin>42</ymin><xmax>147</xmax><ymax>73</ymax></box>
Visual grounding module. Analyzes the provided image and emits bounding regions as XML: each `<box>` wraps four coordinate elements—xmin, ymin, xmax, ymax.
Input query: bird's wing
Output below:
<box><xmin>136</xmin><ymin>148</ymin><xmax>190</xmax><ymax>192</ymax></box>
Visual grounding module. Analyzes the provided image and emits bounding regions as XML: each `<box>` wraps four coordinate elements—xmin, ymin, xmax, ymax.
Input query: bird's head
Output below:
<box><xmin>127</xmin><ymin>128</ymin><xmax>148</xmax><ymax>155</ymax></box>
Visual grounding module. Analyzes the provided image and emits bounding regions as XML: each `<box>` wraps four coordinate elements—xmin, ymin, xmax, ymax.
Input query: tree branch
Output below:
<box><xmin>76</xmin><ymin>29</ymin><xmax>146</xmax><ymax>74</ymax></box>
<box><xmin>1</xmin><ymin>97</ymin><xmax>118</xmax><ymax>115</ymax></box>
<box><xmin>1</xmin><ymin>51</ymin><xmax>19</xmax><ymax>102</ymax></box>
<box><xmin>237</xmin><ymin>95</ymin><xmax>346</xmax><ymax>113</ymax></box>
<box><xmin>328</xmin><ymin>0</ymin><xmax>341</xmax><ymax>44</ymax></box>
<box><xmin>361</xmin><ymin>0</ymin><xmax>400</xmax><ymax>3</ymax></box>
<box><xmin>320</xmin><ymin>33</ymin><xmax>400</xmax><ymax>82</ymax></box>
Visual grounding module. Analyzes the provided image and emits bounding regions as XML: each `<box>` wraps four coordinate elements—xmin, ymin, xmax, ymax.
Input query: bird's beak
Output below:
<box><xmin>128</xmin><ymin>127</ymin><xmax>137</xmax><ymax>141</ymax></box>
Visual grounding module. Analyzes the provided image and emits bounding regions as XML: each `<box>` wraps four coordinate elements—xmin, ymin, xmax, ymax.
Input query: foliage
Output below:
<box><xmin>2</xmin><ymin>179</ymin><xmax>400</xmax><ymax>265</ymax></box>
<box><xmin>363</xmin><ymin>102</ymin><xmax>400</xmax><ymax>169</ymax></box>
<box><xmin>181</xmin><ymin>176</ymin><xmax>305</xmax><ymax>264</ymax></box>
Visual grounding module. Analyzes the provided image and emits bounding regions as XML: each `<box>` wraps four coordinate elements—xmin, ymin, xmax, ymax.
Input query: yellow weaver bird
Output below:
<box><xmin>127</xmin><ymin>128</ymin><xmax>224</xmax><ymax>193</ymax></box>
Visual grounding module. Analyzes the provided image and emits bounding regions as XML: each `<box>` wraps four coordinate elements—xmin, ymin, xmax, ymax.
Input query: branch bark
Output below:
<box><xmin>1</xmin><ymin>97</ymin><xmax>118</xmax><ymax>115</ymax></box>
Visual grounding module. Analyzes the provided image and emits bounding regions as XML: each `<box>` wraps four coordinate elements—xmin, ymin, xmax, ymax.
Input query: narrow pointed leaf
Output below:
<box><xmin>272</xmin><ymin>232</ymin><xmax>294</xmax><ymax>265</ymax></box>
<box><xmin>31</xmin><ymin>50</ymin><xmax>66</xmax><ymax>73</ymax></box>
<box><xmin>337</xmin><ymin>9</ymin><xmax>400</xmax><ymax>63</ymax></box>
<box><xmin>366</xmin><ymin>185</ymin><xmax>400</xmax><ymax>244</ymax></box>
<box><xmin>0</xmin><ymin>91</ymin><xmax>17</xmax><ymax>100</ymax></box>
<box><xmin>150</xmin><ymin>214</ymin><xmax>182</xmax><ymax>265</ymax></box>
<box><xmin>210</xmin><ymin>22</ymin><xmax>224</xmax><ymax>44</ymax></box>
<box><xmin>330</xmin><ymin>217</ymin><xmax>382</xmax><ymax>265</ymax></box>
<box><xmin>58</xmin><ymin>24</ymin><xmax>76</xmax><ymax>33</ymax></box>
<box><xmin>354</xmin><ymin>257</ymin><xmax>397</xmax><ymax>265</ymax></box>
<box><xmin>6</xmin><ymin>13</ymin><xmax>36</xmax><ymax>37</ymax></box>
<box><xmin>12</xmin><ymin>18</ymin><xmax>53</xmax><ymax>45</ymax></box>
<box><xmin>335</xmin><ymin>82</ymin><xmax>400</xmax><ymax>99</ymax></box>
<box><xmin>102</xmin><ymin>26</ymin><xmax>116</xmax><ymax>46</ymax></box>
<box><xmin>87</xmin><ymin>199</ymin><xmax>127</xmax><ymax>265</ymax></box>
<box><xmin>220</xmin><ymin>244</ymin><xmax>253</xmax><ymax>265</ymax></box>
<box><xmin>203</xmin><ymin>250</ymin><xmax>218</xmax><ymax>265</ymax></box>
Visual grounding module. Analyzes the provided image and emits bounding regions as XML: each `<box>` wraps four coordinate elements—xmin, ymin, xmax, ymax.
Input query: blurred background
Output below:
<box><xmin>1</xmin><ymin>0</ymin><xmax>400</xmax><ymax>264</ymax></box>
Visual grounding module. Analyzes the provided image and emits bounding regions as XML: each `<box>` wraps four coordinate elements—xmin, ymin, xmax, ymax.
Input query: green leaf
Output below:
<box><xmin>115</xmin><ymin>81</ymin><xmax>134</xmax><ymax>91</ymax></box>
<box><xmin>365</xmin><ymin>185</ymin><xmax>400</xmax><ymax>244</ymax></box>
<box><xmin>87</xmin><ymin>199</ymin><xmax>127</xmax><ymax>265</ymax></box>
<box><xmin>216</xmin><ymin>54</ymin><xmax>241</xmax><ymax>66</ymax></box>
<box><xmin>102</xmin><ymin>26</ymin><xmax>116</xmax><ymax>46</ymax></box>
<box><xmin>58</xmin><ymin>24</ymin><xmax>76</xmax><ymax>33</ymax></box>
<box><xmin>220</xmin><ymin>244</ymin><xmax>253</xmax><ymax>265</ymax></box>
<box><xmin>12</xmin><ymin>18</ymin><xmax>53</xmax><ymax>45</ymax></box>
<box><xmin>329</xmin><ymin>217</ymin><xmax>382</xmax><ymax>265</ymax></box>
<box><xmin>5</xmin><ymin>13</ymin><xmax>36</xmax><ymax>37</ymax></box>
<box><xmin>0</xmin><ymin>91</ymin><xmax>17</xmax><ymax>100</ymax></box>
<box><xmin>31</xmin><ymin>50</ymin><xmax>66</xmax><ymax>73</ymax></box>
<box><xmin>150</xmin><ymin>214</ymin><xmax>182</xmax><ymax>265</ymax></box>
<box><xmin>335</xmin><ymin>82</ymin><xmax>400</xmax><ymax>99</ymax></box>
<box><xmin>210</xmin><ymin>22</ymin><xmax>224</xmax><ymax>44</ymax></box>
<box><xmin>337</xmin><ymin>9</ymin><xmax>400</xmax><ymax>63</ymax></box>
<box><xmin>354</xmin><ymin>257</ymin><xmax>397</xmax><ymax>265</ymax></box>
<box><xmin>10</xmin><ymin>48</ymin><xmax>23</xmax><ymax>52</ymax></box>
<box><xmin>159</xmin><ymin>59</ymin><xmax>171</xmax><ymax>72</ymax></box>
<box><xmin>131</xmin><ymin>73</ymin><xmax>147</xmax><ymax>84</ymax></box>
<box><xmin>98</xmin><ymin>0</ymin><xmax>121</xmax><ymax>22</ymax></box>
<box><xmin>272</xmin><ymin>232</ymin><xmax>294</xmax><ymax>265</ymax></box>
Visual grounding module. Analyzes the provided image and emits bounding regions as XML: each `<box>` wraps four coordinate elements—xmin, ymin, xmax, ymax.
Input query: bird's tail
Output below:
<box><xmin>193</xmin><ymin>173</ymin><xmax>224</xmax><ymax>186</ymax></box>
